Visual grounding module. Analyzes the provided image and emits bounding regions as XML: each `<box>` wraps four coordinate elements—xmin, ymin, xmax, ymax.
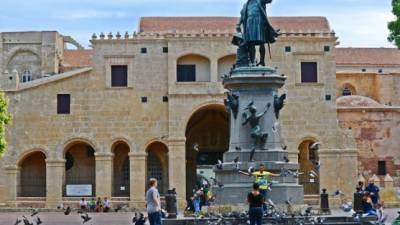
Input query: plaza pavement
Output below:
<box><xmin>0</xmin><ymin>209</ymin><xmax>398</xmax><ymax>225</ymax></box>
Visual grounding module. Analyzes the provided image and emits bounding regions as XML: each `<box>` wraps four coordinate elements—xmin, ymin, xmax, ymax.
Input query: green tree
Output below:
<box><xmin>0</xmin><ymin>92</ymin><xmax>11</xmax><ymax>157</ymax></box>
<box><xmin>388</xmin><ymin>0</ymin><xmax>400</xmax><ymax>48</ymax></box>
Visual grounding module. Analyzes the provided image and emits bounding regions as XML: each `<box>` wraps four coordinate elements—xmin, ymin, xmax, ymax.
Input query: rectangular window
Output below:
<box><xmin>163</xmin><ymin>47</ymin><xmax>168</xmax><ymax>53</ymax></box>
<box><xmin>301</xmin><ymin>62</ymin><xmax>318</xmax><ymax>83</ymax></box>
<box><xmin>177</xmin><ymin>65</ymin><xmax>196</xmax><ymax>82</ymax></box>
<box><xmin>378</xmin><ymin>161</ymin><xmax>386</xmax><ymax>175</ymax></box>
<box><xmin>111</xmin><ymin>65</ymin><xmax>128</xmax><ymax>87</ymax></box>
<box><xmin>57</xmin><ymin>94</ymin><xmax>70</xmax><ymax>114</ymax></box>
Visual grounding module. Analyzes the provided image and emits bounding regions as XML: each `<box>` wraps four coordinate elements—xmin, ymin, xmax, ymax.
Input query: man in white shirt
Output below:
<box><xmin>146</xmin><ymin>178</ymin><xmax>162</xmax><ymax>225</ymax></box>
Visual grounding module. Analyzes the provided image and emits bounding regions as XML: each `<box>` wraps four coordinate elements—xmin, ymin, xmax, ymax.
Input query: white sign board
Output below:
<box><xmin>66</xmin><ymin>185</ymin><xmax>92</xmax><ymax>196</ymax></box>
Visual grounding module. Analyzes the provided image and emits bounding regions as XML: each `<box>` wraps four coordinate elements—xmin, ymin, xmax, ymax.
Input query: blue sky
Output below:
<box><xmin>0</xmin><ymin>0</ymin><xmax>395</xmax><ymax>48</ymax></box>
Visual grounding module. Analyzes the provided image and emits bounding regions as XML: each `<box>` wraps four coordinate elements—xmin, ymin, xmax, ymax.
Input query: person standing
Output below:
<box><xmin>247</xmin><ymin>183</ymin><xmax>264</xmax><ymax>225</ymax></box>
<box><xmin>365</xmin><ymin>178</ymin><xmax>380</xmax><ymax>206</ymax></box>
<box><xmin>240</xmin><ymin>164</ymin><xmax>279</xmax><ymax>203</ymax></box>
<box><xmin>146</xmin><ymin>178</ymin><xmax>162</xmax><ymax>225</ymax></box>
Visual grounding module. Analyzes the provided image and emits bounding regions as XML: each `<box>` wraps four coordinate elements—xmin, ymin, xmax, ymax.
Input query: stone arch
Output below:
<box><xmin>184</xmin><ymin>102</ymin><xmax>229</xmax><ymax>199</ymax></box>
<box><xmin>111</xmin><ymin>140</ymin><xmax>131</xmax><ymax>197</ymax></box>
<box><xmin>145</xmin><ymin>141</ymin><xmax>169</xmax><ymax>195</ymax></box>
<box><xmin>16</xmin><ymin>147</ymin><xmax>49</xmax><ymax>166</ymax></box>
<box><xmin>297</xmin><ymin>137</ymin><xmax>320</xmax><ymax>195</ymax></box>
<box><xmin>217</xmin><ymin>54</ymin><xmax>236</xmax><ymax>81</ymax></box>
<box><xmin>109</xmin><ymin>137</ymin><xmax>133</xmax><ymax>153</ymax></box>
<box><xmin>176</xmin><ymin>54</ymin><xmax>211</xmax><ymax>82</ymax></box>
<box><xmin>6</xmin><ymin>48</ymin><xmax>41</xmax><ymax>79</ymax></box>
<box><xmin>63</xmin><ymin>137</ymin><xmax>98</xmax><ymax>155</ymax></box>
<box><xmin>63</xmin><ymin>138</ymin><xmax>97</xmax><ymax>197</ymax></box>
<box><xmin>17</xmin><ymin>150</ymin><xmax>47</xmax><ymax>197</ymax></box>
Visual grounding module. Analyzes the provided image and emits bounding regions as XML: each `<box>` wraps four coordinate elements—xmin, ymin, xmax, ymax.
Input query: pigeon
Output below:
<box><xmin>248</xmin><ymin>166</ymin><xmax>254</xmax><ymax>174</ymax></box>
<box><xmin>30</xmin><ymin>208</ymin><xmax>39</xmax><ymax>217</ymax></box>
<box><xmin>64</xmin><ymin>206</ymin><xmax>71</xmax><ymax>215</ymax></box>
<box><xmin>340</xmin><ymin>202</ymin><xmax>352</xmax><ymax>212</ymax></box>
<box><xmin>14</xmin><ymin>218</ymin><xmax>22</xmax><ymax>225</ymax></box>
<box><xmin>333</xmin><ymin>190</ymin><xmax>345</xmax><ymax>197</ymax></box>
<box><xmin>216</xmin><ymin>160</ymin><xmax>223</xmax><ymax>170</ymax></box>
<box><xmin>309</xmin><ymin>170</ymin><xmax>318</xmax><ymax>178</ymax></box>
<box><xmin>34</xmin><ymin>217</ymin><xmax>42</xmax><ymax>225</ymax></box>
<box><xmin>282</xmin><ymin>145</ymin><xmax>287</xmax><ymax>150</ymax></box>
<box><xmin>22</xmin><ymin>216</ymin><xmax>33</xmax><ymax>225</ymax></box>
<box><xmin>272</xmin><ymin>122</ymin><xmax>280</xmax><ymax>133</ymax></box>
<box><xmin>193</xmin><ymin>143</ymin><xmax>199</xmax><ymax>151</ymax></box>
<box><xmin>235</xmin><ymin>146</ymin><xmax>241</xmax><ymax>151</ymax></box>
<box><xmin>81</xmin><ymin>214</ymin><xmax>92</xmax><ymax>224</ymax></box>
<box><xmin>290</xmin><ymin>170</ymin><xmax>303</xmax><ymax>178</ymax></box>
<box><xmin>114</xmin><ymin>205</ymin><xmax>122</xmax><ymax>212</ymax></box>
<box><xmin>283</xmin><ymin>156</ymin><xmax>290</xmax><ymax>163</ymax></box>
<box><xmin>217</xmin><ymin>182</ymin><xmax>224</xmax><ymax>189</ymax></box>
<box><xmin>304</xmin><ymin>206</ymin><xmax>313</xmax><ymax>216</ymax></box>
<box><xmin>285</xmin><ymin>197</ymin><xmax>293</xmax><ymax>206</ymax></box>
<box><xmin>309</xmin><ymin>142</ymin><xmax>321</xmax><ymax>151</ymax></box>
<box><xmin>134</xmin><ymin>213</ymin><xmax>146</xmax><ymax>225</ymax></box>
<box><xmin>314</xmin><ymin>161</ymin><xmax>321</xmax><ymax>171</ymax></box>
<box><xmin>233</xmin><ymin>157</ymin><xmax>240</xmax><ymax>170</ymax></box>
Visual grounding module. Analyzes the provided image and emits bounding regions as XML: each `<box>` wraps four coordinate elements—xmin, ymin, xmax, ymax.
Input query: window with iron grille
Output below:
<box><xmin>147</xmin><ymin>153</ymin><xmax>165</xmax><ymax>194</ymax></box>
<box><xmin>111</xmin><ymin>65</ymin><xmax>128</xmax><ymax>87</ymax></box>
<box><xmin>177</xmin><ymin>65</ymin><xmax>196</xmax><ymax>82</ymax></box>
<box><xmin>301</xmin><ymin>62</ymin><xmax>318</xmax><ymax>83</ymax></box>
<box><xmin>57</xmin><ymin>94</ymin><xmax>70</xmax><ymax>114</ymax></box>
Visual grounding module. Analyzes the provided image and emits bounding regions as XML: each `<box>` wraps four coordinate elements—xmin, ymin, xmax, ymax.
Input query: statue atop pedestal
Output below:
<box><xmin>233</xmin><ymin>0</ymin><xmax>279</xmax><ymax>67</ymax></box>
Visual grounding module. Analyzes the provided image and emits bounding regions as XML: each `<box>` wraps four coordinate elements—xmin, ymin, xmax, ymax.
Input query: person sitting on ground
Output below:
<box><xmin>247</xmin><ymin>183</ymin><xmax>264</xmax><ymax>225</ymax></box>
<box><xmin>88</xmin><ymin>198</ymin><xmax>96</xmax><ymax>212</ymax></box>
<box><xmin>103</xmin><ymin>197</ymin><xmax>111</xmax><ymax>212</ymax></box>
<box><xmin>95</xmin><ymin>197</ymin><xmax>103</xmax><ymax>212</ymax></box>
<box><xmin>365</xmin><ymin>178</ymin><xmax>380</xmax><ymax>206</ymax></box>
<box><xmin>362</xmin><ymin>191</ymin><xmax>377</xmax><ymax>216</ymax></box>
<box><xmin>79</xmin><ymin>198</ymin><xmax>88</xmax><ymax>211</ymax></box>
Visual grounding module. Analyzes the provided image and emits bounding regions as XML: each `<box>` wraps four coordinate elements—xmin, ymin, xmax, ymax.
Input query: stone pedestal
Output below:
<box><xmin>45</xmin><ymin>160</ymin><xmax>65</xmax><ymax>208</ymax></box>
<box><xmin>215</xmin><ymin>67</ymin><xmax>304</xmax><ymax>205</ymax></box>
<box><xmin>95</xmin><ymin>153</ymin><xmax>113</xmax><ymax>198</ymax></box>
<box><xmin>129</xmin><ymin>152</ymin><xmax>146</xmax><ymax>209</ymax></box>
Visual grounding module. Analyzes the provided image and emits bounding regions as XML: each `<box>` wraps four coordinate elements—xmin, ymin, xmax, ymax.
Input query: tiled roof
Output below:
<box><xmin>62</xmin><ymin>50</ymin><xmax>93</xmax><ymax>68</ymax></box>
<box><xmin>139</xmin><ymin>16</ymin><xmax>331</xmax><ymax>33</ymax></box>
<box><xmin>336</xmin><ymin>48</ymin><xmax>400</xmax><ymax>66</ymax></box>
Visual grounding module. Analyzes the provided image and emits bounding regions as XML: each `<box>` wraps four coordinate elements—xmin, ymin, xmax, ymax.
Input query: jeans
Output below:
<box><xmin>193</xmin><ymin>199</ymin><xmax>201</xmax><ymax>213</ymax></box>
<box><xmin>249</xmin><ymin>207</ymin><xmax>263</xmax><ymax>225</ymax></box>
<box><xmin>148</xmin><ymin>211</ymin><xmax>162</xmax><ymax>225</ymax></box>
<box><xmin>259</xmin><ymin>189</ymin><xmax>268</xmax><ymax>211</ymax></box>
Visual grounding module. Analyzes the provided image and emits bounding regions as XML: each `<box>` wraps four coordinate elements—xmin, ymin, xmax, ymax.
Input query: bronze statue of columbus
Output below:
<box><xmin>234</xmin><ymin>0</ymin><xmax>279</xmax><ymax>67</ymax></box>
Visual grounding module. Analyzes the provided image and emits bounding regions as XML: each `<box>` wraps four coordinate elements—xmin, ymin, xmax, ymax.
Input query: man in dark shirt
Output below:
<box><xmin>365</xmin><ymin>178</ymin><xmax>380</xmax><ymax>206</ymax></box>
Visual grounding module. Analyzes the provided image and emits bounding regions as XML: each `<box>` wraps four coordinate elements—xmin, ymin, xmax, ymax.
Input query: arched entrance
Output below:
<box><xmin>146</xmin><ymin>142</ymin><xmax>169</xmax><ymax>195</ymax></box>
<box><xmin>185</xmin><ymin>104</ymin><xmax>229</xmax><ymax>199</ymax></box>
<box><xmin>64</xmin><ymin>142</ymin><xmax>96</xmax><ymax>197</ymax></box>
<box><xmin>112</xmin><ymin>142</ymin><xmax>130</xmax><ymax>197</ymax></box>
<box><xmin>298</xmin><ymin>140</ymin><xmax>320</xmax><ymax>195</ymax></box>
<box><xmin>18</xmin><ymin>151</ymin><xmax>46</xmax><ymax>197</ymax></box>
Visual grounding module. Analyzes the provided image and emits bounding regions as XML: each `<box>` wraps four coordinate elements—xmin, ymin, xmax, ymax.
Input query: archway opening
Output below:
<box><xmin>185</xmin><ymin>104</ymin><xmax>229</xmax><ymax>199</ymax></box>
<box><xmin>64</xmin><ymin>142</ymin><xmax>96</xmax><ymax>197</ymax></box>
<box><xmin>146</xmin><ymin>142</ymin><xmax>169</xmax><ymax>195</ymax></box>
<box><xmin>112</xmin><ymin>142</ymin><xmax>130</xmax><ymax>197</ymax></box>
<box><xmin>298</xmin><ymin>140</ymin><xmax>320</xmax><ymax>195</ymax></box>
<box><xmin>341</xmin><ymin>83</ymin><xmax>356</xmax><ymax>96</ymax></box>
<box><xmin>177</xmin><ymin>54</ymin><xmax>211</xmax><ymax>82</ymax></box>
<box><xmin>18</xmin><ymin>151</ymin><xmax>46</xmax><ymax>197</ymax></box>
<box><xmin>217</xmin><ymin>55</ymin><xmax>236</xmax><ymax>81</ymax></box>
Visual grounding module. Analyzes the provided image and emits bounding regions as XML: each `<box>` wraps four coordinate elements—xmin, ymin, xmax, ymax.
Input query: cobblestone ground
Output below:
<box><xmin>0</xmin><ymin>209</ymin><xmax>398</xmax><ymax>225</ymax></box>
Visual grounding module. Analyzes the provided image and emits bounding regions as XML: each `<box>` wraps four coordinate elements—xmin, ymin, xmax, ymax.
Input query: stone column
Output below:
<box><xmin>5</xmin><ymin>166</ymin><xmax>19</xmax><ymax>207</ymax></box>
<box><xmin>129</xmin><ymin>152</ymin><xmax>146</xmax><ymax>209</ymax></box>
<box><xmin>45</xmin><ymin>160</ymin><xmax>65</xmax><ymax>208</ymax></box>
<box><xmin>168</xmin><ymin>138</ymin><xmax>186</xmax><ymax>209</ymax></box>
<box><xmin>210</xmin><ymin>59</ymin><xmax>218</xmax><ymax>83</ymax></box>
<box><xmin>95</xmin><ymin>153</ymin><xmax>113</xmax><ymax>198</ymax></box>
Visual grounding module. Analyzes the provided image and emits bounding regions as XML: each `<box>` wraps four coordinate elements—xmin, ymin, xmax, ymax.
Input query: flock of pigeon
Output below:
<box><xmin>12</xmin><ymin>206</ymin><xmax>148</xmax><ymax>225</ymax></box>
